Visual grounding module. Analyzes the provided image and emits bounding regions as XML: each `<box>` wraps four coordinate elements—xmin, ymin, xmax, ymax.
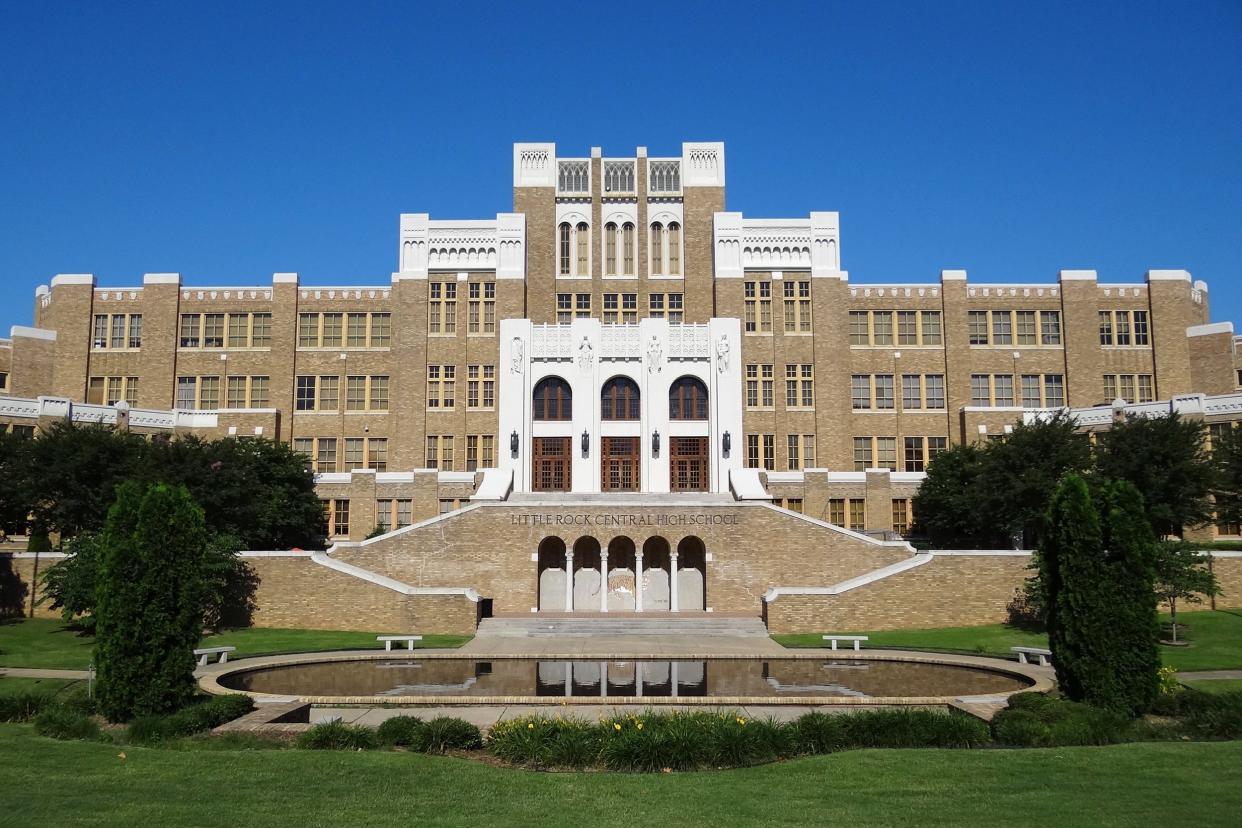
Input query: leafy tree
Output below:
<box><xmin>0</xmin><ymin>429</ymin><xmax>32</xmax><ymax>539</ymax></box>
<box><xmin>1042</xmin><ymin>474</ymin><xmax>1159</xmax><ymax>717</ymax></box>
<box><xmin>1095</xmin><ymin>413</ymin><xmax>1216</xmax><ymax>537</ymax></box>
<box><xmin>40</xmin><ymin>532</ymin><xmax>105</xmax><ymax>632</ymax></box>
<box><xmin>20</xmin><ymin>422</ymin><xmax>149</xmax><ymax>540</ymax></box>
<box><xmin>1211</xmin><ymin>424</ymin><xmax>1242</xmax><ymax>530</ymax></box>
<box><xmin>911</xmin><ymin>443</ymin><xmax>988</xmax><ymax>547</ymax></box>
<box><xmin>1153</xmin><ymin>541</ymin><xmax>1222</xmax><ymax>643</ymax></box>
<box><xmin>977</xmin><ymin>412</ymin><xmax>1092</xmax><ymax>548</ymax></box>
<box><xmin>95</xmin><ymin>482</ymin><xmax>208</xmax><ymax>721</ymax></box>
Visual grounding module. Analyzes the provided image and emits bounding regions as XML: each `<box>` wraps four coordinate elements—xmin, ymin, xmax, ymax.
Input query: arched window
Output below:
<box><xmin>650</xmin><ymin>222</ymin><xmax>663</xmax><ymax>275</ymax></box>
<box><xmin>575</xmin><ymin>222</ymin><xmax>589</xmax><ymax>277</ymax></box>
<box><xmin>533</xmin><ymin>376</ymin><xmax>572</xmax><ymax>421</ymax></box>
<box><xmin>669</xmin><ymin>376</ymin><xmax>708</xmax><ymax>420</ymax></box>
<box><xmin>601</xmin><ymin>376</ymin><xmax>640</xmax><ymax>420</ymax></box>
<box><xmin>558</xmin><ymin>223</ymin><xmax>571</xmax><ymax>276</ymax></box>
<box><xmin>604</xmin><ymin>223</ymin><xmax>617</xmax><ymax>276</ymax></box>
<box><xmin>622</xmin><ymin>223</ymin><xmax>635</xmax><ymax>275</ymax></box>
<box><xmin>667</xmin><ymin>222</ymin><xmax>681</xmax><ymax>276</ymax></box>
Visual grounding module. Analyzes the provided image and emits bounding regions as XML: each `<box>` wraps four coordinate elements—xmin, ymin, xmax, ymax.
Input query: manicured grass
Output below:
<box><xmin>1184</xmin><ymin>679</ymin><xmax>1242</xmax><ymax>695</ymax></box>
<box><xmin>0</xmin><ymin>725</ymin><xmax>1238</xmax><ymax>826</ymax></box>
<box><xmin>0</xmin><ymin>676</ymin><xmax>78</xmax><ymax>696</ymax></box>
<box><xmin>0</xmin><ymin>618</ymin><xmax>470</xmax><ymax>670</ymax></box>
<box><xmin>775</xmin><ymin>610</ymin><xmax>1242</xmax><ymax>672</ymax></box>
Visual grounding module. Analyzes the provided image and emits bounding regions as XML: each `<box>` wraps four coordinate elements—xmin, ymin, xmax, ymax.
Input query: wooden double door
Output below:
<box><xmin>601</xmin><ymin>437</ymin><xmax>640</xmax><ymax>491</ymax></box>
<box><xmin>670</xmin><ymin>437</ymin><xmax>709</xmax><ymax>492</ymax></box>
<box><xmin>532</xmin><ymin>437</ymin><xmax>571</xmax><ymax>491</ymax></box>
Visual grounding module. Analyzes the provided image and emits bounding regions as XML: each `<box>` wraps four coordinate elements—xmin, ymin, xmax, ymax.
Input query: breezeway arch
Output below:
<box><xmin>534</xmin><ymin>533</ymin><xmax>708</xmax><ymax>612</ymax></box>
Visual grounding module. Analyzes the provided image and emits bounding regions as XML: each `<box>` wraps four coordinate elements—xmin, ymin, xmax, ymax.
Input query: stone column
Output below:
<box><xmin>634</xmin><ymin>549</ymin><xmax>645</xmax><ymax>612</ymax></box>
<box><xmin>671</xmin><ymin>661</ymin><xmax>679</xmax><ymax>698</ymax></box>
<box><xmin>600</xmin><ymin>661</ymin><xmax>608</xmax><ymax>697</ymax></box>
<box><xmin>564</xmin><ymin>548</ymin><xmax>575</xmax><ymax>612</ymax></box>
<box><xmin>599</xmin><ymin>547</ymin><xmax>610</xmax><ymax>612</ymax></box>
<box><xmin>565</xmin><ymin>664</ymin><xmax>572</xmax><ymax>697</ymax></box>
<box><xmin>669</xmin><ymin>551</ymin><xmax>680</xmax><ymax>612</ymax></box>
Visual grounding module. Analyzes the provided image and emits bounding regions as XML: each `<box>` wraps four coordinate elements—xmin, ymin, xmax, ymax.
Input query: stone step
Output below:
<box><xmin>476</xmin><ymin>615</ymin><xmax>770</xmax><ymax>638</ymax></box>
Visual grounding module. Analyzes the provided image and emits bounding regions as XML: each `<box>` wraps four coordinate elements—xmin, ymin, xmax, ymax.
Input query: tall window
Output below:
<box><xmin>667</xmin><ymin>222</ymin><xmax>681</xmax><ymax>276</ymax></box>
<box><xmin>604</xmin><ymin>223</ymin><xmax>617</xmax><ymax>276</ymax></box>
<box><xmin>429</xmin><ymin>282</ymin><xmax>457</xmax><ymax>333</ymax></box>
<box><xmin>427</xmin><ymin>365</ymin><xmax>456</xmax><ymax>409</ymax></box>
<box><xmin>467</xmin><ymin>283</ymin><xmax>496</xmax><ymax>334</ymax></box>
<box><xmin>650</xmin><ymin>222</ymin><xmax>663</xmax><ymax>275</ymax></box>
<box><xmin>558</xmin><ymin>222</ymin><xmax>571</xmax><ymax>275</ymax></box>
<box><xmin>576</xmin><ymin>222</ymin><xmax>589</xmax><ymax>276</ymax></box>
<box><xmin>669</xmin><ymin>376</ymin><xmax>708</xmax><ymax>420</ymax></box>
<box><xmin>622</xmin><ymin>223</ymin><xmax>635</xmax><ymax>275</ymax></box>
<box><xmin>533</xmin><ymin>377</ymin><xmax>572</xmax><ymax>420</ymax></box>
<box><xmin>785</xmin><ymin>364</ymin><xmax>814</xmax><ymax>408</ymax></box>
<box><xmin>743</xmin><ymin>281</ymin><xmax>772</xmax><ymax>333</ymax></box>
<box><xmin>782</xmin><ymin>280</ymin><xmax>812</xmax><ymax>332</ymax></box>
<box><xmin>601</xmin><ymin>376</ymin><xmax>640</xmax><ymax>420</ymax></box>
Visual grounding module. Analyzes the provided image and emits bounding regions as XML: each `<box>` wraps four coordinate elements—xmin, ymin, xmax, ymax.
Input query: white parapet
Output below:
<box><xmin>396</xmin><ymin>213</ymin><xmax>526</xmax><ymax>280</ymax></box>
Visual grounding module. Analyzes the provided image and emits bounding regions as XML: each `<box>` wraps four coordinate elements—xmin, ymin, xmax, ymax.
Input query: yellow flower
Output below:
<box><xmin>527</xmin><ymin>723</ymin><xmax>534</xmax><ymax>729</ymax></box>
<box><xmin>636</xmin><ymin>723</ymin><xmax>644</xmax><ymax>730</ymax></box>
<box><xmin>614</xmin><ymin>723</ymin><xmax>622</xmax><ymax>731</ymax></box>
<box><xmin>736</xmin><ymin>717</ymin><xmax>747</xmax><ymax>726</ymax></box>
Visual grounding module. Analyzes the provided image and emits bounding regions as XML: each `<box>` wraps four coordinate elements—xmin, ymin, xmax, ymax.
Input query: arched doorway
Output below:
<box><xmin>537</xmin><ymin>537</ymin><xmax>568</xmax><ymax>612</ymax></box>
<box><xmin>605</xmin><ymin>537</ymin><xmax>637</xmax><ymax>611</ymax></box>
<box><xmin>572</xmin><ymin>537</ymin><xmax>602</xmax><ymax>611</ymax></box>
<box><xmin>641</xmin><ymin>536</ymin><xmax>671</xmax><ymax>612</ymax></box>
<box><xmin>676</xmin><ymin>536</ymin><xmax>707</xmax><ymax>611</ymax></box>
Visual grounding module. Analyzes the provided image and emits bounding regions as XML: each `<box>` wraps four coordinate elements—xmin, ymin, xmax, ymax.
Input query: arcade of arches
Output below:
<box><xmin>537</xmin><ymin>535</ymin><xmax>707</xmax><ymax>612</ymax></box>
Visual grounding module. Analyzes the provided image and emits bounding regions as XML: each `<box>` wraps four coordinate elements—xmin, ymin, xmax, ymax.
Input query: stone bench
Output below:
<box><xmin>377</xmin><ymin>635</ymin><xmax>423</xmax><ymax>651</ymax></box>
<box><xmin>194</xmin><ymin>646</ymin><xmax>236</xmax><ymax>666</ymax></box>
<box><xmin>823</xmin><ymin>635</ymin><xmax>869</xmax><ymax>651</ymax></box>
<box><xmin>1011</xmin><ymin>646</ymin><xmax>1053</xmax><ymax>667</ymax></box>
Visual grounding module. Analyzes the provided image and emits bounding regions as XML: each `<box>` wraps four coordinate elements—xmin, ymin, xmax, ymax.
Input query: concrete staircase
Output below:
<box><xmin>476</xmin><ymin>614</ymin><xmax>770</xmax><ymax>638</ymax></box>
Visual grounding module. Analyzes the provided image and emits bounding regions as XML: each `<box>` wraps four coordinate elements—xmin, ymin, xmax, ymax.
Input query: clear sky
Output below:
<box><xmin>1</xmin><ymin>2</ymin><xmax>1239</xmax><ymax>326</ymax></box>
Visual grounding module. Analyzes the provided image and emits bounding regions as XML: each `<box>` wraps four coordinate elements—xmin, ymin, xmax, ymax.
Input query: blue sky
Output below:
<box><xmin>1</xmin><ymin>2</ymin><xmax>1239</xmax><ymax>325</ymax></box>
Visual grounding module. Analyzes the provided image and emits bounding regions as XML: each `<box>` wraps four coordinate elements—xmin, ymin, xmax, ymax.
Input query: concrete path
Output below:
<box><xmin>1179</xmin><ymin>670</ymin><xmax>1242</xmax><ymax>680</ymax></box>
<box><xmin>0</xmin><ymin>667</ymin><xmax>91</xmax><ymax>680</ymax></box>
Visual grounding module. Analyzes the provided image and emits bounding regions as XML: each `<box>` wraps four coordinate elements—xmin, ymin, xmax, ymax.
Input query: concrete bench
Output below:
<box><xmin>193</xmin><ymin>646</ymin><xmax>235</xmax><ymax>666</ymax></box>
<box><xmin>823</xmin><ymin>635</ymin><xmax>869</xmax><ymax>651</ymax></box>
<box><xmin>377</xmin><ymin>635</ymin><xmax>423</xmax><ymax>651</ymax></box>
<box><xmin>1012</xmin><ymin>646</ymin><xmax>1053</xmax><ymax>667</ymax></box>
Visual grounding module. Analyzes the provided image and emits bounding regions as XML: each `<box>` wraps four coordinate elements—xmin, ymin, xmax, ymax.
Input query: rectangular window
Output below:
<box><xmin>622</xmin><ymin>293</ymin><xmax>637</xmax><ymax>324</ymax></box>
<box><xmin>347</xmin><ymin>313</ymin><xmax>368</xmax><ymax>347</ymax></box>
<box><xmin>110</xmin><ymin>315</ymin><xmax>126</xmax><ymax>349</ymax></box>
<box><xmin>852</xmin><ymin>375</ymin><xmax>871</xmax><ymax>410</ymax></box>
<box><xmin>761</xmin><ymin>364</ymin><xmax>774</xmax><ymax>407</ymax></box>
<box><xmin>227</xmin><ymin>314</ymin><xmax>248</xmax><ymax>348</ymax></box>
<box><xmin>466</xmin><ymin>435</ymin><xmax>479</xmax><ymax>471</ymax></box>
<box><xmin>927</xmin><ymin>436</ymin><xmax>948</xmax><ymax>462</ymax></box>
<box><xmin>1133</xmin><ymin>311</ymin><xmax>1149</xmax><ymax>346</ymax></box>
<box><xmin>783</xmin><ymin>280</ymin><xmax>811</xmax><ymax>332</ymax></box>
<box><xmin>198</xmin><ymin>314</ymin><xmax>222</xmax><ymax>348</ymax></box>
<box><xmin>762</xmin><ymin>434</ymin><xmax>775</xmax><ymax>471</ymax></box>
<box><xmin>1099</xmin><ymin>311</ymin><xmax>1114</xmax><ymax>346</ymax></box>
<box><xmin>829</xmin><ymin>499</ymin><xmax>845</xmax><ymax>526</ymax></box>
<box><xmin>1115</xmin><ymin>311</ymin><xmax>1132</xmax><ymax>346</ymax></box>
<box><xmin>1120</xmin><ymin>374</ymin><xmax>1136</xmax><ymax>403</ymax></box>
<box><xmin>250</xmin><ymin>376</ymin><xmax>270</xmax><ymax>408</ymax></box>
<box><xmin>891</xmin><ymin>499</ymin><xmax>910</xmax><ymax>535</ymax></box>
<box><xmin>1021</xmin><ymin>374</ymin><xmax>1042</xmax><ymax>408</ymax></box>
<box><xmin>127</xmin><ymin>314</ymin><xmax>143</xmax><ymax>348</ymax></box>
<box><xmin>921</xmin><ymin>311</ymin><xmax>942</xmax><ymax>344</ymax></box>
<box><xmin>874</xmin><ymin>374</ymin><xmax>894</xmax><ymax>410</ymax></box>
<box><xmin>319</xmin><ymin>375</ymin><xmax>339</xmax><ymax>410</ymax></box>
<box><xmin>925</xmin><ymin>375</ymin><xmax>945</xmax><ymax>409</ymax></box>
<box><xmin>897</xmin><ymin>311</ymin><xmax>918</xmax><ymax>345</ymax></box>
<box><xmin>1041</xmin><ymin>310</ymin><xmax>1061</xmax><ymax>345</ymax></box>
<box><xmin>367</xmin><ymin>438</ymin><xmax>388</xmax><ymax>471</ymax></box>
<box><xmin>481</xmin><ymin>434</ymin><xmax>495</xmax><ymax>467</ymax></box>
<box><xmin>1138</xmin><ymin>374</ymin><xmax>1154</xmax><ymax>403</ymax></box>
<box><xmin>429</xmin><ymin>282</ymin><xmax>457</xmax><ymax>333</ymax></box>
<box><xmin>746</xmin><ymin>434</ymin><xmax>760</xmax><ymax>469</ymax></box>
<box><xmin>296</xmin><ymin>376</ymin><xmax>316</xmax><ymax>411</ymax></box>
<box><xmin>744</xmin><ymin>282</ymin><xmax>772</xmax><ymax>333</ymax></box>
<box><xmin>227</xmin><ymin>376</ymin><xmax>248</xmax><ymax>408</ymax></box>
<box><xmin>785</xmin><ymin>364</ymin><xmax>813</xmax><ymax>408</ymax></box>
<box><xmin>557</xmin><ymin>293</ymin><xmax>572</xmax><ymax>324</ymax></box>
<box><xmin>317</xmin><ymin>438</ymin><xmax>338</xmax><ymax>473</ymax></box>
<box><xmin>428</xmin><ymin>365</ymin><xmax>456</xmax><ymax>410</ymax></box>
<box><xmin>107</xmin><ymin>378</ymin><xmax>122</xmax><ymax>406</ymax></box>
<box><xmin>848</xmin><ymin>499</ymin><xmax>866</xmax><ymax>532</ymax></box>
<box><xmin>198</xmin><ymin>376</ymin><xmax>220</xmax><ymax>409</ymax></box>
<box><xmin>993</xmin><ymin>374</ymin><xmax>1014</xmax><ymax>407</ymax></box>
<box><xmin>787</xmin><ymin>434</ymin><xmax>800</xmax><ymax>471</ymax></box>
<box><xmin>298</xmin><ymin>313</ymin><xmax>319</xmax><ymax>347</ymax></box>
<box><xmin>1044</xmin><ymin>375</ymin><xmax>1065</xmax><ymax>408</ymax></box>
<box><xmin>179</xmin><ymin>314</ymin><xmax>201</xmax><ymax>348</ymax></box>
<box><xmin>344</xmin><ymin>438</ymin><xmax>363</xmax><ymax>469</ymax></box>
<box><xmin>1104</xmin><ymin>374</ymin><xmax>1118</xmax><ymax>402</ymax></box>
<box><xmin>1015</xmin><ymin>311</ymin><xmax>1037</xmax><ymax>345</ymax></box>
<box><xmin>853</xmin><ymin>437</ymin><xmax>872</xmax><ymax>471</ymax></box>
<box><xmin>746</xmin><ymin>364</ymin><xmax>759</xmax><ymax>408</ymax></box>
<box><xmin>992</xmin><ymin>311</ymin><xmax>1012</xmax><ymax>345</ymax></box>
<box><xmin>904</xmin><ymin>436</ymin><xmax>926</xmax><ymax>472</ymax></box>
<box><xmin>575</xmin><ymin>293</ymin><xmax>591</xmax><ymax>319</ymax></box>
<box><xmin>970</xmin><ymin>374</ymin><xmax>990</xmax><ymax>407</ymax></box>
<box><xmin>902</xmin><ymin>374</ymin><xmax>922</xmax><ymax>410</ymax></box>
<box><xmin>93</xmin><ymin>315</ymin><xmax>108</xmax><ymax>349</ymax></box>
<box><xmin>327</xmin><ymin>499</ymin><xmax>349</xmax><ymax>537</ymax></box>
<box><xmin>849</xmin><ymin>311</ymin><xmax>869</xmax><ymax>345</ymax></box>
<box><xmin>603</xmin><ymin>293</ymin><xmax>618</xmax><ymax>324</ymax></box>
<box><xmin>872</xmin><ymin>311</ymin><xmax>892</xmax><ymax>345</ymax></box>
<box><xmin>371</xmin><ymin>312</ymin><xmax>392</xmax><ymax>345</ymax></box>
<box><xmin>968</xmin><ymin>311</ymin><xmax>989</xmax><ymax>345</ymax></box>
<box><xmin>321</xmin><ymin>313</ymin><xmax>342</xmax><ymax>347</ymax></box>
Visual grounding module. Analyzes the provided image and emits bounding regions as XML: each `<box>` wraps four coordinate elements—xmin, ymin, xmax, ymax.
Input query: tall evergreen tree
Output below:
<box><xmin>95</xmin><ymin>482</ymin><xmax>207</xmax><ymax>721</ymax></box>
<box><xmin>1043</xmin><ymin>474</ymin><xmax>1160</xmax><ymax>716</ymax></box>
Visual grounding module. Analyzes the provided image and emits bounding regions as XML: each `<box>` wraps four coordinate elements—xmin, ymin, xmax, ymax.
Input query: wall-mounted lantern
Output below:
<box><xmin>722</xmin><ymin>430</ymin><xmax>731</xmax><ymax>457</ymax></box>
<box><xmin>652</xmin><ymin>430</ymin><xmax>661</xmax><ymax>457</ymax></box>
<box><xmin>581</xmin><ymin>430</ymin><xmax>590</xmax><ymax>457</ymax></box>
<box><xmin>510</xmin><ymin>430</ymin><xmax>519</xmax><ymax>457</ymax></box>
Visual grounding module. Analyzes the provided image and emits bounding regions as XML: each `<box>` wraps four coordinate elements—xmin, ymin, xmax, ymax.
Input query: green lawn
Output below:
<box><xmin>1185</xmin><ymin>679</ymin><xmax>1242</xmax><ymax>694</ymax></box>
<box><xmin>0</xmin><ymin>676</ymin><xmax>78</xmax><ymax>696</ymax></box>
<box><xmin>0</xmin><ymin>618</ymin><xmax>470</xmax><ymax>671</ymax></box>
<box><xmin>774</xmin><ymin>610</ymin><xmax>1242</xmax><ymax>672</ymax></box>
<box><xmin>0</xmin><ymin>725</ymin><xmax>1237</xmax><ymax>826</ymax></box>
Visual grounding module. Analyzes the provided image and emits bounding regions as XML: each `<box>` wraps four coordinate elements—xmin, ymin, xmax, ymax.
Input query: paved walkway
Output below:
<box><xmin>0</xmin><ymin>667</ymin><xmax>91</xmax><ymax>680</ymax></box>
<box><xmin>1179</xmin><ymin>670</ymin><xmax>1242</xmax><ymax>680</ymax></box>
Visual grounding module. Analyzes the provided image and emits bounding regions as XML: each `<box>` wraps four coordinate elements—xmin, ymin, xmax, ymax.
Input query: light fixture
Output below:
<box><xmin>581</xmin><ymin>430</ymin><xmax>589</xmax><ymax>456</ymax></box>
<box><xmin>722</xmin><ymin>430</ymin><xmax>731</xmax><ymax>456</ymax></box>
<box><xmin>652</xmin><ymin>430</ymin><xmax>660</xmax><ymax>457</ymax></box>
<box><xmin>510</xmin><ymin>431</ymin><xmax>519</xmax><ymax>457</ymax></box>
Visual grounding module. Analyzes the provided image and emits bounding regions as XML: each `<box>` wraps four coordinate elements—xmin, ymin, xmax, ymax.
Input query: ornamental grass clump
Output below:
<box><xmin>1176</xmin><ymin>690</ymin><xmax>1242</xmax><ymax>740</ymax></box>
<box><xmin>0</xmin><ymin>690</ymin><xmax>56</xmax><ymax>723</ymax></box>
<box><xmin>421</xmin><ymin>717</ymin><xmax>482</xmax><ymax>753</ymax></box>
<box><xmin>34</xmin><ymin>707</ymin><xmax>103</xmax><ymax>741</ymax></box>
<box><xmin>795</xmin><ymin>709</ymin><xmax>989</xmax><ymax>753</ymax></box>
<box><xmin>376</xmin><ymin>715</ymin><xmax>425</xmax><ymax>748</ymax></box>
<box><xmin>125</xmin><ymin>694</ymin><xmax>255</xmax><ymax>744</ymax></box>
<box><xmin>296</xmin><ymin>721</ymin><xmax>378</xmax><ymax>751</ymax></box>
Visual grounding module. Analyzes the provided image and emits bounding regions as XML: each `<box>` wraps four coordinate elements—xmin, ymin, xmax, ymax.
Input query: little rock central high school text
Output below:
<box><xmin>2</xmin><ymin>141</ymin><xmax>1240</xmax><ymax>633</ymax></box>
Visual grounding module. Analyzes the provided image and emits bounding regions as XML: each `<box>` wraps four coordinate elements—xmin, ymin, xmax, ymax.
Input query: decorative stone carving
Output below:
<box><xmin>646</xmin><ymin>335</ymin><xmax>663</xmax><ymax>374</ymax></box>
<box><xmin>716</xmin><ymin>335</ymin><xmax>730</xmax><ymax>373</ymax></box>
<box><xmin>510</xmin><ymin>337</ymin><xmax>525</xmax><ymax>374</ymax></box>
<box><xmin>577</xmin><ymin>336</ymin><xmax>594</xmax><ymax>372</ymax></box>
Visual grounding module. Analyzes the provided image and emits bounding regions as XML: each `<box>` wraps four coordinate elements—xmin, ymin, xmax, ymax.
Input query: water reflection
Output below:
<box><xmin>219</xmin><ymin>658</ymin><xmax>1030</xmax><ymax>698</ymax></box>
